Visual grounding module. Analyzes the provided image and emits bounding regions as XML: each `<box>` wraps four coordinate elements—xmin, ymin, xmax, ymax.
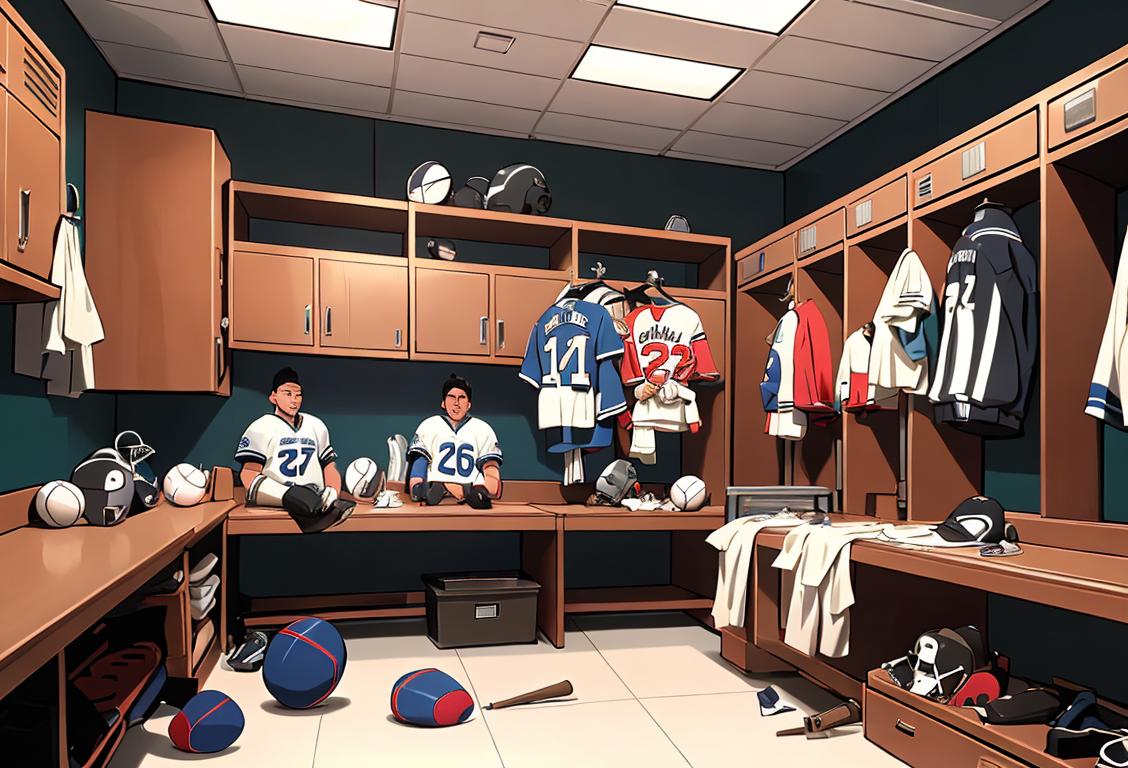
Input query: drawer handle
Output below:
<box><xmin>497</xmin><ymin>319</ymin><xmax>505</xmax><ymax>349</ymax></box>
<box><xmin>1064</xmin><ymin>88</ymin><xmax>1096</xmax><ymax>133</ymax></box>
<box><xmin>18</xmin><ymin>189</ymin><xmax>31</xmax><ymax>251</ymax></box>
<box><xmin>325</xmin><ymin>306</ymin><xmax>333</xmax><ymax>336</ymax></box>
<box><xmin>894</xmin><ymin>719</ymin><xmax>916</xmax><ymax>737</ymax></box>
<box><xmin>394</xmin><ymin>328</ymin><xmax>402</xmax><ymax>348</ymax></box>
<box><xmin>479</xmin><ymin>316</ymin><xmax>488</xmax><ymax>346</ymax></box>
<box><xmin>304</xmin><ymin>304</ymin><xmax>312</xmax><ymax>335</ymax></box>
<box><xmin>475</xmin><ymin>603</ymin><xmax>499</xmax><ymax>620</ymax></box>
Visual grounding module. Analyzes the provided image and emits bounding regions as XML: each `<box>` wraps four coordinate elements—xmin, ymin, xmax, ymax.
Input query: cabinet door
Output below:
<box><xmin>494</xmin><ymin>274</ymin><xmax>568</xmax><ymax>358</ymax></box>
<box><xmin>415</xmin><ymin>268</ymin><xmax>490</xmax><ymax>356</ymax></box>
<box><xmin>5</xmin><ymin>94</ymin><xmax>59</xmax><ymax>279</ymax></box>
<box><xmin>232</xmin><ymin>250</ymin><xmax>315</xmax><ymax>346</ymax></box>
<box><xmin>320</xmin><ymin>259</ymin><xmax>407</xmax><ymax>352</ymax></box>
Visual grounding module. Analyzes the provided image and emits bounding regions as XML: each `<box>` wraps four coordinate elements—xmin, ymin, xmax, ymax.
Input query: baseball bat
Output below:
<box><xmin>484</xmin><ymin>680</ymin><xmax>573</xmax><ymax>710</ymax></box>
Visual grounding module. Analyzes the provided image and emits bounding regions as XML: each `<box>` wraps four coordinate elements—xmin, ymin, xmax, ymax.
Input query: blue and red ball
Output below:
<box><xmin>263</xmin><ymin>617</ymin><xmax>347</xmax><ymax>709</ymax></box>
<box><xmin>390</xmin><ymin>668</ymin><xmax>474</xmax><ymax>727</ymax></box>
<box><xmin>168</xmin><ymin>690</ymin><xmax>244</xmax><ymax>753</ymax></box>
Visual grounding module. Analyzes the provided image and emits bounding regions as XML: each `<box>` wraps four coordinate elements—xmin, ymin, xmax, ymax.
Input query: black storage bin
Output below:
<box><xmin>424</xmin><ymin>571</ymin><xmax>540</xmax><ymax>649</ymax></box>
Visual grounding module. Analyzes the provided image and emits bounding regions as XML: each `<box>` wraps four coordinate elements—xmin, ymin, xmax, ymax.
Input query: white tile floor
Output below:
<box><xmin>111</xmin><ymin>613</ymin><xmax>907</xmax><ymax>768</ymax></box>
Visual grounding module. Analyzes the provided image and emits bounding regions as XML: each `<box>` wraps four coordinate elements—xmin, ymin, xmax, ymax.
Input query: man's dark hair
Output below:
<box><xmin>272</xmin><ymin>367</ymin><xmax>301</xmax><ymax>392</ymax></box>
<box><xmin>442</xmin><ymin>373</ymin><xmax>472</xmax><ymax>401</ymax></box>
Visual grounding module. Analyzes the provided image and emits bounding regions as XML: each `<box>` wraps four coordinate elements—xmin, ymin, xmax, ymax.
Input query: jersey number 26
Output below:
<box><xmin>436</xmin><ymin>442</ymin><xmax>475</xmax><ymax>478</ymax></box>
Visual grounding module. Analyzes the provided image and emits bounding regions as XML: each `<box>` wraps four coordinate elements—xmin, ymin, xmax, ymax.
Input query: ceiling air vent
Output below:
<box><xmin>1064</xmin><ymin>88</ymin><xmax>1096</xmax><ymax>133</ymax></box>
<box><xmin>475</xmin><ymin>32</ymin><xmax>515</xmax><ymax>54</ymax></box>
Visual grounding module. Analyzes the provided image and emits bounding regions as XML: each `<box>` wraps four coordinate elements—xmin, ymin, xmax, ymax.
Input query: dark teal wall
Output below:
<box><xmin>784</xmin><ymin>0</ymin><xmax>1128</xmax><ymax>221</ymax></box>
<box><xmin>1</xmin><ymin>0</ymin><xmax>117</xmax><ymax>488</ymax></box>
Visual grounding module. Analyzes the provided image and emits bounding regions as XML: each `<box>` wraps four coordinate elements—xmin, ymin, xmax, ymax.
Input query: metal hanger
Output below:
<box><xmin>562</xmin><ymin>262</ymin><xmax>610</xmax><ymax>300</ymax></box>
<box><xmin>62</xmin><ymin>182</ymin><xmax>81</xmax><ymax>222</ymax></box>
<box><xmin>644</xmin><ymin>269</ymin><xmax>679</xmax><ymax>306</ymax></box>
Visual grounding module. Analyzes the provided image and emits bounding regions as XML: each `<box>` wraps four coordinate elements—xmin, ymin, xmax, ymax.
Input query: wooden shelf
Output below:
<box><xmin>413</xmin><ymin>203</ymin><xmax>573</xmax><ymax>247</ymax></box>
<box><xmin>534</xmin><ymin>504</ymin><xmax>724</xmax><ymax>531</ymax></box>
<box><xmin>244</xmin><ymin>606</ymin><xmax>427</xmax><ymax>629</ymax></box>
<box><xmin>227</xmin><ymin>501</ymin><xmax>558</xmax><ymax>535</ymax></box>
<box><xmin>577</xmin><ymin>221</ymin><xmax>728</xmax><ymax>264</ymax></box>
<box><xmin>564</xmin><ymin>585</ymin><xmax>712</xmax><ymax>613</ymax></box>
<box><xmin>232</xmin><ymin>181</ymin><xmax>408</xmax><ymax>233</ymax></box>
<box><xmin>0</xmin><ymin>262</ymin><xmax>59</xmax><ymax>302</ymax></box>
<box><xmin>867</xmin><ymin>670</ymin><xmax>1090</xmax><ymax>768</ymax></box>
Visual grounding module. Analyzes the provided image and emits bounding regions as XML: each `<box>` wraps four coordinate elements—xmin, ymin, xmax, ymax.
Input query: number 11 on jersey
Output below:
<box><xmin>544</xmin><ymin>335</ymin><xmax>591</xmax><ymax>388</ymax></box>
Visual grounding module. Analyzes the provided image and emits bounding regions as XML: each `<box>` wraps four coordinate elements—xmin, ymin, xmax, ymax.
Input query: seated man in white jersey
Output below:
<box><xmin>235</xmin><ymin>367</ymin><xmax>355</xmax><ymax>533</ymax></box>
<box><xmin>407</xmin><ymin>374</ymin><xmax>503</xmax><ymax>509</ymax></box>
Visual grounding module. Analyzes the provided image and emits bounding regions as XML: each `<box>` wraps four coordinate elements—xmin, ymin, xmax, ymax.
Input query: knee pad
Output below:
<box><xmin>248</xmin><ymin>474</ymin><xmax>290</xmax><ymax>507</ymax></box>
<box><xmin>282</xmin><ymin>484</ymin><xmax>324</xmax><ymax>522</ymax></box>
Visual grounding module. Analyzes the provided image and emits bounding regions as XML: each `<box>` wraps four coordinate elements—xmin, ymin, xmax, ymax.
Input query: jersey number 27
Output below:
<box><xmin>278</xmin><ymin>447</ymin><xmax>315</xmax><ymax>478</ymax></box>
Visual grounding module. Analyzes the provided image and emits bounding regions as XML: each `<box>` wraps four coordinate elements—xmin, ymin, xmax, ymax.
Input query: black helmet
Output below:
<box><xmin>486</xmin><ymin>164</ymin><xmax>551</xmax><ymax>215</ymax></box>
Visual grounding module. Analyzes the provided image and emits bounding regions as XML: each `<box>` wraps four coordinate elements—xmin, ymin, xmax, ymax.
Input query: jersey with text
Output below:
<box><xmin>621</xmin><ymin>304</ymin><xmax>719</xmax><ymax>386</ymax></box>
<box><xmin>407</xmin><ymin>415</ymin><xmax>502</xmax><ymax>485</ymax></box>
<box><xmin>235</xmin><ymin>413</ymin><xmax>336</xmax><ymax>489</ymax></box>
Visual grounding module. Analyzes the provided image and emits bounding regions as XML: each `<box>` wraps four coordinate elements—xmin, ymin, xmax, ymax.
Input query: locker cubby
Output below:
<box><xmin>907</xmin><ymin>169</ymin><xmax>1041</xmax><ymax>521</ymax></box>
<box><xmin>1045</xmin><ymin>127</ymin><xmax>1128</xmax><ymax>523</ymax></box>
<box><xmin>843</xmin><ymin>225</ymin><xmax>906</xmax><ymax>518</ymax></box>
<box><xmin>795</xmin><ymin>251</ymin><xmax>844</xmax><ymax>498</ymax></box>
<box><xmin>734</xmin><ymin>270</ymin><xmax>794</xmax><ymax>486</ymax></box>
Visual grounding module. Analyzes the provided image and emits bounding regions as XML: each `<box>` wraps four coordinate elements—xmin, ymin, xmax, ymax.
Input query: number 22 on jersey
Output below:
<box><xmin>544</xmin><ymin>335</ymin><xmax>591</xmax><ymax>388</ymax></box>
<box><xmin>639</xmin><ymin>341</ymin><xmax>692</xmax><ymax>383</ymax></box>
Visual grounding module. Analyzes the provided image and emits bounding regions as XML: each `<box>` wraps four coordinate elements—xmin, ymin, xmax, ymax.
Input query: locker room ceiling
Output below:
<box><xmin>64</xmin><ymin>0</ymin><xmax>1046</xmax><ymax>170</ymax></box>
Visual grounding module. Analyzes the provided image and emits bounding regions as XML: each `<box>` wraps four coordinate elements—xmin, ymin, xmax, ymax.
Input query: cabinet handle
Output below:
<box><xmin>394</xmin><ymin>328</ymin><xmax>402</xmax><ymax>348</ymax></box>
<box><xmin>894</xmin><ymin>719</ymin><xmax>916</xmax><ymax>737</ymax></box>
<box><xmin>479</xmin><ymin>316</ymin><xmax>488</xmax><ymax>346</ymax></box>
<box><xmin>215</xmin><ymin>317</ymin><xmax>229</xmax><ymax>388</ymax></box>
<box><xmin>325</xmin><ymin>306</ymin><xmax>333</xmax><ymax>336</ymax></box>
<box><xmin>304</xmin><ymin>305</ymin><xmax>312</xmax><ymax>335</ymax></box>
<box><xmin>17</xmin><ymin>189</ymin><xmax>31</xmax><ymax>252</ymax></box>
<box><xmin>497</xmin><ymin>319</ymin><xmax>505</xmax><ymax>349</ymax></box>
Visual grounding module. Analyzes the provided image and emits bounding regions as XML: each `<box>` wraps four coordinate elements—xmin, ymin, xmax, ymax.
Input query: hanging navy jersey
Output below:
<box><xmin>928</xmin><ymin>204</ymin><xmax>1038</xmax><ymax>435</ymax></box>
<box><xmin>519</xmin><ymin>299</ymin><xmax>627</xmax><ymax>450</ymax></box>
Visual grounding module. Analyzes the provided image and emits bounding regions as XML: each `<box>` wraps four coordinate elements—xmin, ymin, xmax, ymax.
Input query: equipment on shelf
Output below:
<box><xmin>775</xmin><ymin>699</ymin><xmax>861</xmax><ymax>738</ymax></box>
<box><xmin>664</xmin><ymin>214</ymin><xmax>691</xmax><ymax>233</ymax></box>
<box><xmin>71</xmin><ymin>448</ymin><xmax>135</xmax><ymax>526</ymax></box>
<box><xmin>426</xmin><ymin>237</ymin><xmax>457</xmax><ymax>260</ymax></box>
<box><xmin>485</xmin><ymin>164</ymin><xmax>551</xmax><ymax>215</ymax></box>
<box><xmin>669</xmin><ymin>474</ymin><xmax>706</xmax><ymax>511</ymax></box>
<box><xmin>590</xmin><ymin>459</ymin><xmax>639</xmax><ymax>506</ymax></box>
<box><xmin>35</xmin><ymin>479</ymin><xmax>85</xmax><ymax>528</ymax></box>
<box><xmin>452</xmin><ymin>176</ymin><xmax>489</xmax><ymax>208</ymax></box>
<box><xmin>725</xmin><ymin>486</ymin><xmax>833</xmax><ymax>523</ymax></box>
<box><xmin>407</xmin><ymin>161</ymin><xmax>453</xmax><ymax>204</ymax></box>
<box><xmin>344</xmin><ymin>456</ymin><xmax>385</xmax><ymax>500</ymax></box>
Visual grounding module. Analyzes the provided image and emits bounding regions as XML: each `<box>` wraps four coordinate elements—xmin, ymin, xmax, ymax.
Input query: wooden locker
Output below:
<box><xmin>319</xmin><ymin>259</ymin><xmax>407</xmax><ymax>352</ymax></box>
<box><xmin>493</xmin><ymin>274</ymin><xmax>568</xmax><ymax>359</ymax></box>
<box><xmin>85</xmin><ymin>112</ymin><xmax>230</xmax><ymax>393</ymax></box>
<box><xmin>232</xmin><ymin>250</ymin><xmax>315</xmax><ymax>347</ymax></box>
<box><xmin>4</xmin><ymin>92</ymin><xmax>58</xmax><ymax>279</ymax></box>
<box><xmin>415</xmin><ymin>268</ymin><xmax>491</xmax><ymax>356</ymax></box>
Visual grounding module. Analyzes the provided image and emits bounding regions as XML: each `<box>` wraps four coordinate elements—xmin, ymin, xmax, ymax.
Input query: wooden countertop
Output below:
<box><xmin>756</xmin><ymin>517</ymin><xmax>1128</xmax><ymax>624</ymax></box>
<box><xmin>0</xmin><ymin>500</ymin><xmax>236</xmax><ymax>700</ymax></box>
<box><xmin>533</xmin><ymin>504</ymin><xmax>725</xmax><ymax>531</ymax></box>
<box><xmin>227</xmin><ymin>501</ymin><xmax>558</xmax><ymax>534</ymax></box>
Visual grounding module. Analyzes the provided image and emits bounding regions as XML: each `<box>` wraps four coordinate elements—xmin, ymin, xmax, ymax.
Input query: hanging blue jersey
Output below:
<box><xmin>519</xmin><ymin>300</ymin><xmax>627</xmax><ymax>449</ymax></box>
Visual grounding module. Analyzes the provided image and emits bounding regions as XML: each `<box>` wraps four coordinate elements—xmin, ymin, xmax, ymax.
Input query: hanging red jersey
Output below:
<box><xmin>792</xmin><ymin>300</ymin><xmax>836</xmax><ymax>423</ymax></box>
<box><xmin>621</xmin><ymin>303</ymin><xmax>719</xmax><ymax>386</ymax></box>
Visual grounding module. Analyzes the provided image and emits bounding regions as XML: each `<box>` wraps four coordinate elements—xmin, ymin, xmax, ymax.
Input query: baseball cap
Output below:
<box><xmin>880</xmin><ymin>496</ymin><xmax>1006</xmax><ymax>548</ymax></box>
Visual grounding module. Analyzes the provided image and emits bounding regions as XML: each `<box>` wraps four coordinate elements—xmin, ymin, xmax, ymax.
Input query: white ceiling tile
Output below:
<box><xmin>536</xmin><ymin>112</ymin><xmax>678</xmax><ymax>151</ymax></box>
<box><xmin>724</xmin><ymin>70</ymin><xmax>886</xmax><ymax>121</ymax></box>
<box><xmin>116</xmin><ymin>71</ymin><xmax>242</xmax><ymax>96</ymax></box>
<box><xmin>694</xmin><ymin>102</ymin><xmax>845</xmax><ymax>146</ymax></box>
<box><xmin>671</xmin><ymin>131</ymin><xmax>804</xmax><ymax>165</ymax></box>
<box><xmin>392</xmin><ymin>90</ymin><xmax>540</xmax><ymax>134</ymax></box>
<box><xmin>406</xmin><ymin>0</ymin><xmax>607</xmax><ymax>42</ymax></box>
<box><xmin>395</xmin><ymin>55</ymin><xmax>560</xmax><ymax>111</ymax></box>
<box><xmin>867</xmin><ymin>0</ymin><xmax>1037</xmax><ymax>22</ymax></box>
<box><xmin>237</xmin><ymin>65</ymin><xmax>390</xmax><ymax>113</ymax></box>
<box><xmin>66</xmin><ymin>0</ymin><xmax>226</xmax><ymax>58</ymax></box>
<box><xmin>754</xmin><ymin>36</ymin><xmax>934</xmax><ymax>92</ymax></box>
<box><xmin>220</xmin><ymin>24</ymin><xmax>394</xmax><ymax>85</ymax></box>
<box><xmin>109</xmin><ymin>0</ymin><xmax>208</xmax><ymax>15</ymax></box>
<box><xmin>99</xmin><ymin>40</ymin><xmax>239</xmax><ymax>90</ymax></box>
<box><xmin>549</xmin><ymin>79</ymin><xmax>710</xmax><ymax>130</ymax></box>
<box><xmin>377</xmin><ymin>112</ymin><xmax>531</xmax><ymax>140</ymax></box>
<box><xmin>594</xmin><ymin>6</ymin><xmax>772</xmax><ymax>68</ymax></box>
<box><xmin>400</xmin><ymin>13</ymin><xmax>584</xmax><ymax>78</ymax></box>
<box><xmin>788</xmin><ymin>0</ymin><xmax>984</xmax><ymax>61</ymax></box>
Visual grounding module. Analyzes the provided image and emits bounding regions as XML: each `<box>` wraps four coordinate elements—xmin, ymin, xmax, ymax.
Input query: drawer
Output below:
<box><xmin>1048</xmin><ymin>59</ymin><xmax>1128</xmax><ymax>149</ymax></box>
<box><xmin>739</xmin><ymin>233</ymin><xmax>793</xmax><ymax>283</ymax></box>
<box><xmin>913</xmin><ymin>110</ymin><xmax>1037</xmax><ymax>207</ymax></box>
<box><xmin>848</xmin><ymin>177</ymin><xmax>907</xmax><ymax>237</ymax></box>
<box><xmin>7</xmin><ymin>23</ymin><xmax>62</xmax><ymax>136</ymax></box>
<box><xmin>796</xmin><ymin>209</ymin><xmax>844</xmax><ymax>259</ymax></box>
<box><xmin>865</xmin><ymin>689</ymin><xmax>1024</xmax><ymax>768</ymax></box>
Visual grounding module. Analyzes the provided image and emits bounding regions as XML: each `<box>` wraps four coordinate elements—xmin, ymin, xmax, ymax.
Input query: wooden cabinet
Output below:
<box><xmin>6</xmin><ymin>22</ymin><xmax>62</xmax><ymax>137</ymax></box>
<box><xmin>493</xmin><ymin>274</ymin><xmax>568</xmax><ymax>358</ymax></box>
<box><xmin>847</xmin><ymin>176</ymin><xmax>907</xmax><ymax>237</ymax></box>
<box><xmin>415</xmin><ymin>268</ymin><xmax>491</xmax><ymax>356</ymax></box>
<box><xmin>681</xmin><ymin>297</ymin><xmax>726</xmax><ymax>376</ymax></box>
<box><xmin>319</xmin><ymin>258</ymin><xmax>406</xmax><ymax>352</ymax></box>
<box><xmin>85</xmin><ymin>112</ymin><xmax>231</xmax><ymax>394</ymax></box>
<box><xmin>0</xmin><ymin>14</ymin><xmax>8</xmax><ymax>91</ymax></box>
<box><xmin>796</xmin><ymin>208</ymin><xmax>844</xmax><ymax>260</ymax></box>
<box><xmin>738</xmin><ymin>233</ymin><xmax>792</xmax><ymax>285</ymax></box>
<box><xmin>1048</xmin><ymin>59</ymin><xmax>1128</xmax><ymax>149</ymax></box>
<box><xmin>232</xmin><ymin>250</ymin><xmax>315</xmax><ymax>347</ymax></box>
<box><xmin>5</xmin><ymin>92</ymin><xmax>59</xmax><ymax>278</ymax></box>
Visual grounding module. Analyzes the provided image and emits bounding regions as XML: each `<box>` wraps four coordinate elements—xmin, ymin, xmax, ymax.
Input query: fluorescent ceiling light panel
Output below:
<box><xmin>615</xmin><ymin>0</ymin><xmax>810</xmax><ymax>33</ymax></box>
<box><xmin>207</xmin><ymin>0</ymin><xmax>398</xmax><ymax>48</ymax></box>
<box><xmin>572</xmin><ymin>45</ymin><xmax>741</xmax><ymax>100</ymax></box>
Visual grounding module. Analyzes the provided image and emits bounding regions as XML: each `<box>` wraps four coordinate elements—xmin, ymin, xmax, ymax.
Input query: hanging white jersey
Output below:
<box><xmin>621</xmin><ymin>303</ymin><xmax>719</xmax><ymax>386</ymax></box>
<box><xmin>407</xmin><ymin>415</ymin><xmax>502</xmax><ymax>485</ymax></box>
<box><xmin>235</xmin><ymin>413</ymin><xmax>336</xmax><ymax>489</ymax></box>
<box><xmin>761</xmin><ymin>308</ymin><xmax>806</xmax><ymax>439</ymax></box>
<box><xmin>870</xmin><ymin>248</ymin><xmax>934</xmax><ymax>394</ymax></box>
<box><xmin>836</xmin><ymin>329</ymin><xmax>898</xmax><ymax>413</ymax></box>
<box><xmin>1087</xmin><ymin>231</ymin><xmax>1128</xmax><ymax>428</ymax></box>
